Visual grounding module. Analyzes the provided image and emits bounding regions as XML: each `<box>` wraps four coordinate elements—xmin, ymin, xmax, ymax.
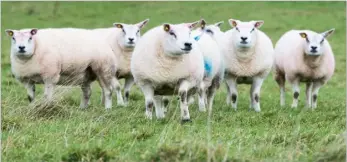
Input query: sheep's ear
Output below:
<box><xmin>253</xmin><ymin>20</ymin><xmax>264</xmax><ymax>28</ymax></box>
<box><xmin>187</xmin><ymin>21</ymin><xmax>199</xmax><ymax>30</ymax></box>
<box><xmin>5</xmin><ymin>29</ymin><xmax>14</xmax><ymax>37</ymax></box>
<box><xmin>137</xmin><ymin>19</ymin><xmax>149</xmax><ymax>29</ymax></box>
<box><xmin>215</xmin><ymin>21</ymin><xmax>224</xmax><ymax>27</ymax></box>
<box><xmin>228</xmin><ymin>19</ymin><xmax>238</xmax><ymax>28</ymax></box>
<box><xmin>163</xmin><ymin>24</ymin><xmax>170</xmax><ymax>32</ymax></box>
<box><xmin>299</xmin><ymin>32</ymin><xmax>307</xmax><ymax>39</ymax></box>
<box><xmin>200</xmin><ymin>19</ymin><xmax>206</xmax><ymax>29</ymax></box>
<box><xmin>30</xmin><ymin>28</ymin><xmax>38</xmax><ymax>35</ymax></box>
<box><xmin>322</xmin><ymin>28</ymin><xmax>335</xmax><ymax>38</ymax></box>
<box><xmin>113</xmin><ymin>23</ymin><xmax>124</xmax><ymax>29</ymax></box>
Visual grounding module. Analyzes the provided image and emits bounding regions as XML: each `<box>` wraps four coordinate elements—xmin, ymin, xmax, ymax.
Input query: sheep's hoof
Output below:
<box><xmin>181</xmin><ymin>119</ymin><xmax>192</xmax><ymax>124</ymax></box>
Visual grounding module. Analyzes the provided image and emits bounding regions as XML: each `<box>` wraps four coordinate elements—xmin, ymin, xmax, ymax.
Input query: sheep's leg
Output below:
<box><xmin>305</xmin><ymin>82</ymin><xmax>313</xmax><ymax>108</ymax></box>
<box><xmin>43</xmin><ymin>82</ymin><xmax>55</xmax><ymax>103</ymax></box>
<box><xmin>311</xmin><ymin>81</ymin><xmax>323</xmax><ymax>109</ymax></box>
<box><xmin>97</xmin><ymin>77</ymin><xmax>114</xmax><ymax>110</ymax></box>
<box><xmin>153</xmin><ymin>95</ymin><xmax>165</xmax><ymax>119</ymax></box>
<box><xmin>123</xmin><ymin>76</ymin><xmax>135</xmax><ymax>105</ymax></box>
<box><xmin>275</xmin><ymin>71</ymin><xmax>286</xmax><ymax>106</ymax></box>
<box><xmin>113</xmin><ymin>79</ymin><xmax>125</xmax><ymax>106</ymax></box>
<box><xmin>290</xmin><ymin>79</ymin><xmax>300</xmax><ymax>108</ymax></box>
<box><xmin>250</xmin><ymin>77</ymin><xmax>264</xmax><ymax>112</ymax></box>
<box><xmin>140</xmin><ymin>84</ymin><xmax>154</xmax><ymax>120</ymax></box>
<box><xmin>24</xmin><ymin>81</ymin><xmax>35</xmax><ymax>103</ymax></box>
<box><xmin>179</xmin><ymin>81</ymin><xmax>192</xmax><ymax>122</ymax></box>
<box><xmin>198</xmin><ymin>83</ymin><xmax>207</xmax><ymax>112</ymax></box>
<box><xmin>162</xmin><ymin>96</ymin><xmax>170</xmax><ymax>113</ymax></box>
<box><xmin>225</xmin><ymin>77</ymin><xmax>238</xmax><ymax>110</ymax></box>
<box><xmin>100</xmin><ymin>90</ymin><xmax>105</xmax><ymax>105</ymax></box>
<box><xmin>225</xmin><ymin>82</ymin><xmax>231</xmax><ymax>105</ymax></box>
<box><xmin>80</xmin><ymin>82</ymin><xmax>91</xmax><ymax>109</ymax></box>
<box><xmin>206</xmin><ymin>85</ymin><xmax>217</xmax><ymax>111</ymax></box>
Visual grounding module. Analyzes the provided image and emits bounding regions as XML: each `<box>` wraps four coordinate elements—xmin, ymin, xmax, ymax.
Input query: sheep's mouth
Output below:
<box><xmin>181</xmin><ymin>47</ymin><xmax>192</xmax><ymax>52</ymax></box>
<box><xmin>240</xmin><ymin>41</ymin><xmax>248</xmax><ymax>44</ymax></box>
<box><xmin>310</xmin><ymin>49</ymin><xmax>318</xmax><ymax>53</ymax></box>
<box><xmin>18</xmin><ymin>50</ymin><xmax>26</xmax><ymax>53</ymax></box>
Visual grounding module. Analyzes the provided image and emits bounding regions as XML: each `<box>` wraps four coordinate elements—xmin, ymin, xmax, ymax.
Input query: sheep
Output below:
<box><xmin>273</xmin><ymin>28</ymin><xmax>335</xmax><ymax>109</ymax></box>
<box><xmin>5</xmin><ymin>28</ymin><xmax>119</xmax><ymax>109</ymax></box>
<box><xmin>190</xmin><ymin>19</ymin><xmax>225</xmax><ymax>112</ymax></box>
<box><xmin>130</xmin><ymin>21</ymin><xmax>204</xmax><ymax>122</ymax></box>
<box><xmin>91</xmin><ymin>19</ymin><xmax>149</xmax><ymax>106</ymax></box>
<box><xmin>222</xmin><ymin>19</ymin><xmax>274</xmax><ymax>112</ymax></box>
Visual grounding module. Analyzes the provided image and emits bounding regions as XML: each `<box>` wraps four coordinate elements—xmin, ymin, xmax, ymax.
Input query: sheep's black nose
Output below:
<box><xmin>128</xmin><ymin>38</ymin><xmax>134</xmax><ymax>42</ymax></box>
<box><xmin>184</xmin><ymin>42</ymin><xmax>192</xmax><ymax>48</ymax></box>
<box><xmin>18</xmin><ymin>46</ymin><xmax>25</xmax><ymax>50</ymax></box>
<box><xmin>241</xmin><ymin>37</ymin><xmax>248</xmax><ymax>41</ymax></box>
<box><xmin>311</xmin><ymin>46</ymin><xmax>317</xmax><ymax>50</ymax></box>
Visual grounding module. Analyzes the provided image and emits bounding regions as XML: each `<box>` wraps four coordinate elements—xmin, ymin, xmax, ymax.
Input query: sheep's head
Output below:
<box><xmin>299</xmin><ymin>28</ymin><xmax>335</xmax><ymax>56</ymax></box>
<box><xmin>113</xmin><ymin>18</ymin><xmax>149</xmax><ymax>49</ymax></box>
<box><xmin>162</xmin><ymin>21</ymin><xmax>199</xmax><ymax>56</ymax></box>
<box><xmin>5</xmin><ymin>28</ymin><xmax>38</xmax><ymax>58</ymax></box>
<box><xmin>228</xmin><ymin>19</ymin><xmax>264</xmax><ymax>48</ymax></box>
<box><xmin>199</xmin><ymin>19</ymin><xmax>224</xmax><ymax>37</ymax></box>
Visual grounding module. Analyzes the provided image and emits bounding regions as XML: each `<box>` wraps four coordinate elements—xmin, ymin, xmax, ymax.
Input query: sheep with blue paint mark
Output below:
<box><xmin>191</xmin><ymin>19</ymin><xmax>224</xmax><ymax>112</ymax></box>
<box><xmin>130</xmin><ymin>21</ymin><xmax>204</xmax><ymax>122</ymax></box>
<box><xmin>223</xmin><ymin>19</ymin><xmax>274</xmax><ymax>112</ymax></box>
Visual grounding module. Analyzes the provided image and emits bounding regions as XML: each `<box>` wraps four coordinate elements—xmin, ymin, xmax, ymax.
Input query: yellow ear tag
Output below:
<box><xmin>8</xmin><ymin>31</ymin><xmax>13</xmax><ymax>36</ymax></box>
<box><xmin>164</xmin><ymin>26</ymin><xmax>169</xmax><ymax>32</ymax></box>
<box><xmin>232</xmin><ymin>21</ymin><xmax>237</xmax><ymax>27</ymax></box>
<box><xmin>300</xmin><ymin>33</ymin><xmax>307</xmax><ymax>38</ymax></box>
<box><xmin>116</xmin><ymin>24</ymin><xmax>123</xmax><ymax>28</ymax></box>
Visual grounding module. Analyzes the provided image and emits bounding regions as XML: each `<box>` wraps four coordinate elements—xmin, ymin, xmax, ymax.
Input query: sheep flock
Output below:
<box><xmin>5</xmin><ymin>18</ymin><xmax>336</xmax><ymax>122</ymax></box>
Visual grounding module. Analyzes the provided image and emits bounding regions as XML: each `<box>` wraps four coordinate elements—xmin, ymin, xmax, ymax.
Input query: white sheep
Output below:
<box><xmin>130</xmin><ymin>21</ymin><xmax>204</xmax><ymax>122</ymax></box>
<box><xmin>222</xmin><ymin>19</ymin><xmax>274</xmax><ymax>112</ymax></box>
<box><xmin>191</xmin><ymin>19</ymin><xmax>225</xmax><ymax>112</ymax></box>
<box><xmin>91</xmin><ymin>19</ymin><xmax>149</xmax><ymax>106</ymax></box>
<box><xmin>5</xmin><ymin>28</ymin><xmax>119</xmax><ymax>109</ymax></box>
<box><xmin>273</xmin><ymin>28</ymin><xmax>335</xmax><ymax>109</ymax></box>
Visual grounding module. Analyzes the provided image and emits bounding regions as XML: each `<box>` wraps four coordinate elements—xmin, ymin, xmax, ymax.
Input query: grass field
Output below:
<box><xmin>1</xmin><ymin>1</ymin><xmax>346</xmax><ymax>162</ymax></box>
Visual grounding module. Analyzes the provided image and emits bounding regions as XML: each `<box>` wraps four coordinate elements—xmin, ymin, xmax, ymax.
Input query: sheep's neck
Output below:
<box><xmin>234</xmin><ymin>46</ymin><xmax>256</xmax><ymax>62</ymax></box>
<box><xmin>303</xmin><ymin>54</ymin><xmax>322</xmax><ymax>68</ymax></box>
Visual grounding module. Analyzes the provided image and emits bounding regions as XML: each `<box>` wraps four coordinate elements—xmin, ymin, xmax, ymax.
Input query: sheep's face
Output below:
<box><xmin>162</xmin><ymin>22</ymin><xmax>199</xmax><ymax>56</ymax></box>
<box><xmin>5</xmin><ymin>29</ymin><xmax>37</xmax><ymax>58</ymax></box>
<box><xmin>228</xmin><ymin>19</ymin><xmax>264</xmax><ymax>48</ymax></box>
<box><xmin>113</xmin><ymin>19</ymin><xmax>149</xmax><ymax>49</ymax></box>
<box><xmin>299</xmin><ymin>28</ymin><xmax>335</xmax><ymax>56</ymax></box>
<box><xmin>200</xmin><ymin>20</ymin><xmax>224</xmax><ymax>37</ymax></box>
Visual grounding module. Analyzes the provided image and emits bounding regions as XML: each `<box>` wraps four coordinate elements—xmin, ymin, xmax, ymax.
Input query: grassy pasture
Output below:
<box><xmin>1</xmin><ymin>1</ymin><xmax>346</xmax><ymax>162</ymax></box>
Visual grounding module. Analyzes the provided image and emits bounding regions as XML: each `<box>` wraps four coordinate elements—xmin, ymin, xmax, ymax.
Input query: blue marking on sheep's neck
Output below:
<box><xmin>194</xmin><ymin>34</ymin><xmax>212</xmax><ymax>77</ymax></box>
<box><xmin>204</xmin><ymin>57</ymin><xmax>212</xmax><ymax>77</ymax></box>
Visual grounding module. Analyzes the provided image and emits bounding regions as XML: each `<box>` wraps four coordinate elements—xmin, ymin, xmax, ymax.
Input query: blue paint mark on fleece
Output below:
<box><xmin>194</xmin><ymin>35</ymin><xmax>201</xmax><ymax>41</ymax></box>
<box><xmin>204</xmin><ymin>56</ymin><xmax>212</xmax><ymax>77</ymax></box>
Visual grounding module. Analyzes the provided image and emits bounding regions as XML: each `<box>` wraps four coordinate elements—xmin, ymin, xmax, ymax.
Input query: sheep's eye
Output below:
<box><xmin>250</xmin><ymin>28</ymin><xmax>255</xmax><ymax>33</ymax></box>
<box><xmin>122</xmin><ymin>29</ymin><xmax>126</xmax><ymax>34</ymax></box>
<box><xmin>320</xmin><ymin>39</ymin><xmax>324</xmax><ymax>44</ymax></box>
<box><xmin>235</xmin><ymin>27</ymin><xmax>240</xmax><ymax>32</ymax></box>
<box><xmin>169</xmin><ymin>31</ymin><xmax>176</xmax><ymax>38</ymax></box>
<box><xmin>306</xmin><ymin>38</ymin><xmax>310</xmax><ymax>43</ymax></box>
<box><xmin>29</xmin><ymin>37</ymin><xmax>32</xmax><ymax>41</ymax></box>
<box><xmin>206</xmin><ymin>29</ymin><xmax>214</xmax><ymax>34</ymax></box>
<box><xmin>12</xmin><ymin>37</ymin><xmax>15</xmax><ymax>41</ymax></box>
<box><xmin>136</xmin><ymin>30</ymin><xmax>140</xmax><ymax>34</ymax></box>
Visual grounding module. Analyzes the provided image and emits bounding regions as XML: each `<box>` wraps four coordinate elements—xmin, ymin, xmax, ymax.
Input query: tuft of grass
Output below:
<box><xmin>61</xmin><ymin>147</ymin><xmax>115</xmax><ymax>162</ymax></box>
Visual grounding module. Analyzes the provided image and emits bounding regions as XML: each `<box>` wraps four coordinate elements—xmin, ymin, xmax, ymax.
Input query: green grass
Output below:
<box><xmin>1</xmin><ymin>1</ymin><xmax>346</xmax><ymax>162</ymax></box>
